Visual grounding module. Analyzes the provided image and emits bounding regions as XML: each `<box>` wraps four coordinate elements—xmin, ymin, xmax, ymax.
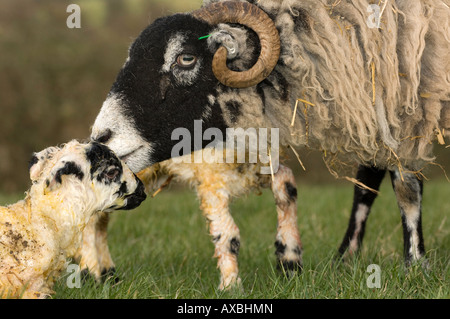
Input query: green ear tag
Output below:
<box><xmin>198</xmin><ymin>34</ymin><xmax>212</xmax><ymax>40</ymax></box>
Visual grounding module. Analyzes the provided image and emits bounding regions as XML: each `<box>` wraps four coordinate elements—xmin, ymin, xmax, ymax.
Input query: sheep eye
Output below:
<box><xmin>176</xmin><ymin>54</ymin><xmax>197</xmax><ymax>68</ymax></box>
<box><xmin>105</xmin><ymin>168</ymin><xmax>120</xmax><ymax>181</ymax></box>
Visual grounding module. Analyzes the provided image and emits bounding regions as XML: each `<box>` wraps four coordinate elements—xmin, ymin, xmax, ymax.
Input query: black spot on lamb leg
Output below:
<box><xmin>275</xmin><ymin>240</ymin><xmax>286</xmax><ymax>260</ymax></box>
<box><xmin>275</xmin><ymin>240</ymin><xmax>302</xmax><ymax>275</ymax></box>
<box><xmin>284</xmin><ymin>182</ymin><xmax>297</xmax><ymax>201</ymax></box>
<box><xmin>229</xmin><ymin>237</ymin><xmax>240</xmax><ymax>256</ymax></box>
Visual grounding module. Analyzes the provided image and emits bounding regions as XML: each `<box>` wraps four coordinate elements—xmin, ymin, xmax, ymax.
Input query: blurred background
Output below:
<box><xmin>0</xmin><ymin>0</ymin><xmax>448</xmax><ymax>193</ymax></box>
<box><xmin>0</xmin><ymin>0</ymin><xmax>202</xmax><ymax>192</ymax></box>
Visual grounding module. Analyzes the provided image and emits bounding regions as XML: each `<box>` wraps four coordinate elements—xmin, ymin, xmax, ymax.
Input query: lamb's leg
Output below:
<box><xmin>389</xmin><ymin>170</ymin><xmax>426</xmax><ymax>265</ymax></box>
<box><xmin>76</xmin><ymin>212</ymin><xmax>115</xmax><ymax>282</ymax></box>
<box><xmin>271</xmin><ymin>164</ymin><xmax>303</xmax><ymax>274</ymax></box>
<box><xmin>198</xmin><ymin>185</ymin><xmax>241</xmax><ymax>290</ymax></box>
<box><xmin>95</xmin><ymin>212</ymin><xmax>117</xmax><ymax>281</ymax></box>
<box><xmin>338</xmin><ymin>165</ymin><xmax>386</xmax><ymax>257</ymax></box>
<box><xmin>76</xmin><ymin>213</ymin><xmax>102</xmax><ymax>279</ymax></box>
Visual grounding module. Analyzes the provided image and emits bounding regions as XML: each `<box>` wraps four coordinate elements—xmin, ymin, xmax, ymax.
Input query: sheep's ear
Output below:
<box><xmin>207</xmin><ymin>24</ymin><xmax>253</xmax><ymax>65</ymax></box>
<box><xmin>29</xmin><ymin>146</ymin><xmax>59</xmax><ymax>182</ymax></box>
<box><xmin>44</xmin><ymin>157</ymin><xmax>85</xmax><ymax>193</ymax></box>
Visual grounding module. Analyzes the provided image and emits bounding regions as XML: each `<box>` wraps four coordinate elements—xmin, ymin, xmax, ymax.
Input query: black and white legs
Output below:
<box><xmin>339</xmin><ymin>165</ymin><xmax>426</xmax><ymax>265</ymax></box>
<box><xmin>389</xmin><ymin>170</ymin><xmax>426</xmax><ymax>264</ymax></box>
<box><xmin>338</xmin><ymin>165</ymin><xmax>386</xmax><ymax>256</ymax></box>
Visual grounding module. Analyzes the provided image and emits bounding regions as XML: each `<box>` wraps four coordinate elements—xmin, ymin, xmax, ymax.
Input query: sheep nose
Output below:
<box><xmin>92</xmin><ymin>129</ymin><xmax>113</xmax><ymax>144</ymax></box>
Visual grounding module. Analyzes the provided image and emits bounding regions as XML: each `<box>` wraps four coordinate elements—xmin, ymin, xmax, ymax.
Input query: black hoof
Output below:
<box><xmin>101</xmin><ymin>267</ymin><xmax>120</xmax><ymax>283</ymax></box>
<box><xmin>277</xmin><ymin>259</ymin><xmax>303</xmax><ymax>277</ymax></box>
<box><xmin>275</xmin><ymin>241</ymin><xmax>303</xmax><ymax>277</ymax></box>
<box><xmin>80</xmin><ymin>268</ymin><xmax>96</xmax><ymax>283</ymax></box>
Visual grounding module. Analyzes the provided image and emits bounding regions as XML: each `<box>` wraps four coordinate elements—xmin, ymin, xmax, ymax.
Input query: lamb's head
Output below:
<box><xmin>91</xmin><ymin>1</ymin><xmax>280</xmax><ymax>172</ymax></box>
<box><xmin>29</xmin><ymin>140</ymin><xmax>146</xmax><ymax>213</ymax></box>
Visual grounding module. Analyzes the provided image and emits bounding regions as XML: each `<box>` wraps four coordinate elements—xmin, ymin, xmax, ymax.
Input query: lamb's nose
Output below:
<box><xmin>92</xmin><ymin>129</ymin><xmax>112</xmax><ymax>144</ymax></box>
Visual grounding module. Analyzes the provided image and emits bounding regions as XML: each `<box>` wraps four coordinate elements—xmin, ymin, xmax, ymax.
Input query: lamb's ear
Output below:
<box><xmin>29</xmin><ymin>146</ymin><xmax>60</xmax><ymax>182</ymax></box>
<box><xmin>44</xmin><ymin>157</ymin><xmax>85</xmax><ymax>193</ymax></box>
<box><xmin>207</xmin><ymin>23</ymin><xmax>255</xmax><ymax>69</ymax></box>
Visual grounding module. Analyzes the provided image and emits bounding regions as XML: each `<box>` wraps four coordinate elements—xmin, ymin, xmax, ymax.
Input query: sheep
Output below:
<box><xmin>0</xmin><ymin>140</ymin><xmax>146</xmax><ymax>298</ymax></box>
<box><xmin>76</xmin><ymin>152</ymin><xmax>302</xmax><ymax>290</ymax></box>
<box><xmin>89</xmin><ymin>0</ymin><xmax>449</xmax><ymax>286</ymax></box>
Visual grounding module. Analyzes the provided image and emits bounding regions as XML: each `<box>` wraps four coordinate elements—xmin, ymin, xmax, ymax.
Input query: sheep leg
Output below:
<box><xmin>198</xmin><ymin>187</ymin><xmax>241</xmax><ymax>290</ymax></box>
<box><xmin>271</xmin><ymin>164</ymin><xmax>303</xmax><ymax>274</ymax></box>
<box><xmin>76</xmin><ymin>213</ymin><xmax>102</xmax><ymax>279</ymax></box>
<box><xmin>338</xmin><ymin>165</ymin><xmax>386</xmax><ymax>257</ymax></box>
<box><xmin>95</xmin><ymin>212</ymin><xmax>117</xmax><ymax>281</ymax></box>
<box><xmin>389</xmin><ymin>170</ymin><xmax>426</xmax><ymax>265</ymax></box>
<box><xmin>76</xmin><ymin>212</ymin><xmax>116</xmax><ymax>282</ymax></box>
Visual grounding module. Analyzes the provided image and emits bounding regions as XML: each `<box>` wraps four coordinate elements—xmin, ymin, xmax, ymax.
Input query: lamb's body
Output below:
<box><xmin>0</xmin><ymin>141</ymin><xmax>146</xmax><ymax>298</ymax></box>
<box><xmin>0</xmin><ymin>199</ymin><xmax>64</xmax><ymax>298</ymax></box>
<box><xmin>77</xmin><ymin>152</ymin><xmax>303</xmax><ymax>289</ymax></box>
<box><xmin>140</xmin><ymin>157</ymin><xmax>302</xmax><ymax>289</ymax></box>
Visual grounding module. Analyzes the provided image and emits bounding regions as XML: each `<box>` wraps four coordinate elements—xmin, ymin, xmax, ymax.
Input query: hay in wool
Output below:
<box><xmin>266</xmin><ymin>0</ymin><xmax>450</xmax><ymax>171</ymax></box>
<box><xmin>441</xmin><ymin>101</ymin><xmax>450</xmax><ymax>137</ymax></box>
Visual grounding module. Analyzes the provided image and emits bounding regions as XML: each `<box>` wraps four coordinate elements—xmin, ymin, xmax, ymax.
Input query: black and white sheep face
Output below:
<box><xmin>29</xmin><ymin>141</ymin><xmax>146</xmax><ymax>212</ymax></box>
<box><xmin>91</xmin><ymin>14</ymin><xmax>260</xmax><ymax>172</ymax></box>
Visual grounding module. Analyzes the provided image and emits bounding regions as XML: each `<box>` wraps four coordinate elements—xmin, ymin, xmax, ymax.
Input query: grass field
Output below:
<box><xmin>1</xmin><ymin>180</ymin><xmax>449</xmax><ymax>299</ymax></box>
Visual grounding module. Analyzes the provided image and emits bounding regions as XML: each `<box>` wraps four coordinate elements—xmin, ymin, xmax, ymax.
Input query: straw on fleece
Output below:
<box><xmin>265</xmin><ymin>0</ymin><xmax>450</xmax><ymax>170</ymax></box>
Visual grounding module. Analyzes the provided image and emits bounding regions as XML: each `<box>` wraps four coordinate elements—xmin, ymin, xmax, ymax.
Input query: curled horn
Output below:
<box><xmin>192</xmin><ymin>1</ymin><xmax>280</xmax><ymax>88</ymax></box>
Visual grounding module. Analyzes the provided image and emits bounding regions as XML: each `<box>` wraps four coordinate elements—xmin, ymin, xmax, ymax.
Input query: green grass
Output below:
<box><xmin>2</xmin><ymin>181</ymin><xmax>449</xmax><ymax>299</ymax></box>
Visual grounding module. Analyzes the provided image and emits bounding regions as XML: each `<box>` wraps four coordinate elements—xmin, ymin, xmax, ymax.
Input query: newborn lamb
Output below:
<box><xmin>0</xmin><ymin>140</ymin><xmax>146</xmax><ymax>298</ymax></box>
